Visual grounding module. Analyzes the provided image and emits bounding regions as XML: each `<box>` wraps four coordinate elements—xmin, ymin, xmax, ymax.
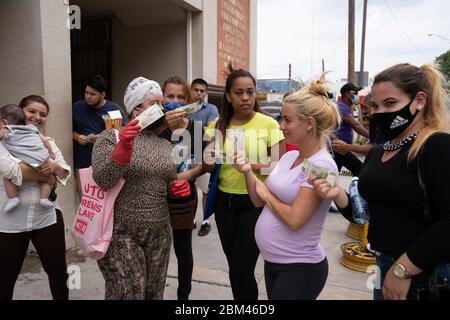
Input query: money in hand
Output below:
<box><xmin>135</xmin><ymin>103</ymin><xmax>165</xmax><ymax>129</ymax></box>
<box><xmin>301</xmin><ymin>159</ymin><xmax>339</xmax><ymax>187</ymax></box>
<box><xmin>179</xmin><ymin>101</ymin><xmax>202</xmax><ymax>114</ymax></box>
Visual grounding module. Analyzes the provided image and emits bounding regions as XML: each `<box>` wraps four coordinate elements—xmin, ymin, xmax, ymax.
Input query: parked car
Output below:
<box><xmin>260</xmin><ymin>101</ymin><xmax>282</xmax><ymax>123</ymax></box>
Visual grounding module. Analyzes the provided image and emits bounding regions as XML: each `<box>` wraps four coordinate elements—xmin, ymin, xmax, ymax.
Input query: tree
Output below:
<box><xmin>435</xmin><ymin>49</ymin><xmax>450</xmax><ymax>80</ymax></box>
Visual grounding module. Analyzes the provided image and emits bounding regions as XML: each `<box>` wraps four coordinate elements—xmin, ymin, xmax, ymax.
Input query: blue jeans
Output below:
<box><xmin>374</xmin><ymin>252</ymin><xmax>450</xmax><ymax>300</ymax></box>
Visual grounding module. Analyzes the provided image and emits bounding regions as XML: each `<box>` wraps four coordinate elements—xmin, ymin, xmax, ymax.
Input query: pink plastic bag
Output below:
<box><xmin>71</xmin><ymin>168</ymin><xmax>124</xmax><ymax>260</ymax></box>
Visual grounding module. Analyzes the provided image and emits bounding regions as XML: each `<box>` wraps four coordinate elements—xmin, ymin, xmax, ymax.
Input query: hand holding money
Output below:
<box><xmin>134</xmin><ymin>103</ymin><xmax>165</xmax><ymax>129</ymax></box>
<box><xmin>308</xmin><ymin>174</ymin><xmax>342</xmax><ymax>201</ymax></box>
<box><xmin>111</xmin><ymin>119</ymin><xmax>141</xmax><ymax>165</ymax></box>
<box><xmin>301</xmin><ymin>159</ymin><xmax>339</xmax><ymax>187</ymax></box>
<box><xmin>179</xmin><ymin>101</ymin><xmax>202</xmax><ymax>114</ymax></box>
<box><xmin>232</xmin><ymin>153</ymin><xmax>252</xmax><ymax>174</ymax></box>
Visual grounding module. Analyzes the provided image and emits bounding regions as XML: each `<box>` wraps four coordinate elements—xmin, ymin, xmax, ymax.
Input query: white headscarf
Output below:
<box><xmin>123</xmin><ymin>77</ymin><xmax>163</xmax><ymax>114</ymax></box>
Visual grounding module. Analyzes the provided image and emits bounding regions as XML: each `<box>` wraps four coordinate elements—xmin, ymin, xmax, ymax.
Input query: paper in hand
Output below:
<box><xmin>233</xmin><ymin>128</ymin><xmax>246</xmax><ymax>155</ymax></box>
<box><xmin>301</xmin><ymin>159</ymin><xmax>339</xmax><ymax>187</ymax></box>
<box><xmin>134</xmin><ymin>103</ymin><xmax>164</xmax><ymax>129</ymax></box>
<box><xmin>179</xmin><ymin>101</ymin><xmax>202</xmax><ymax>114</ymax></box>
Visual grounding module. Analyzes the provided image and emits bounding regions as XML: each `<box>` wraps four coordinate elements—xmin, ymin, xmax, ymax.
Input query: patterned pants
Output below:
<box><xmin>97</xmin><ymin>220</ymin><xmax>172</xmax><ymax>300</ymax></box>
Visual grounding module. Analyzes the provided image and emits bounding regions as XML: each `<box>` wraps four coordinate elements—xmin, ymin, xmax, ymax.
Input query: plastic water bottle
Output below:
<box><xmin>177</xmin><ymin>156</ymin><xmax>195</xmax><ymax>173</ymax></box>
<box><xmin>178</xmin><ymin>162</ymin><xmax>190</xmax><ymax>173</ymax></box>
<box><xmin>349</xmin><ymin>177</ymin><xmax>370</xmax><ymax>224</ymax></box>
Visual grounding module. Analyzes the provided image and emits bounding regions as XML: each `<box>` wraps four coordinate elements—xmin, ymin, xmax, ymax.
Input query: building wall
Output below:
<box><xmin>199</xmin><ymin>0</ymin><xmax>219</xmax><ymax>86</ymax></box>
<box><xmin>0</xmin><ymin>0</ymin><xmax>257</xmax><ymax>248</ymax></box>
<box><xmin>0</xmin><ymin>0</ymin><xmax>76</xmax><ymax>245</ymax></box>
<box><xmin>39</xmin><ymin>1</ymin><xmax>76</xmax><ymax>245</ymax></box>
<box><xmin>249</xmin><ymin>0</ymin><xmax>257</xmax><ymax>74</ymax></box>
<box><xmin>0</xmin><ymin>0</ymin><xmax>44</xmax><ymax>104</ymax></box>
<box><xmin>191</xmin><ymin>0</ymin><xmax>257</xmax><ymax>87</ymax></box>
<box><xmin>111</xmin><ymin>17</ymin><xmax>187</xmax><ymax>104</ymax></box>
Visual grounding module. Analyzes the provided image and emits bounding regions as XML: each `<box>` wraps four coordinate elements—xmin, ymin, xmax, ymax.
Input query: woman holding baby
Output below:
<box><xmin>0</xmin><ymin>95</ymin><xmax>71</xmax><ymax>300</ymax></box>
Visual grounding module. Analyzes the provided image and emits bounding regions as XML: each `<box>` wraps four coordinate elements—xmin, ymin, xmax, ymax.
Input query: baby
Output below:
<box><xmin>0</xmin><ymin>104</ymin><xmax>56</xmax><ymax>212</ymax></box>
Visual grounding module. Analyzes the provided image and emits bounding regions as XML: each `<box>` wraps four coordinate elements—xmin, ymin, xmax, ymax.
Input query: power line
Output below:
<box><xmin>326</xmin><ymin>0</ymin><xmax>364</xmax><ymax>67</ymax></box>
<box><xmin>383</xmin><ymin>0</ymin><xmax>428</xmax><ymax>60</ymax></box>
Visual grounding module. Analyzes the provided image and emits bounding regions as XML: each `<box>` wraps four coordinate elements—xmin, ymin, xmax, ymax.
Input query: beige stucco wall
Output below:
<box><xmin>0</xmin><ymin>0</ymin><xmax>44</xmax><ymax>104</ymax></box>
<box><xmin>0</xmin><ymin>0</ymin><xmax>76</xmax><ymax>245</ymax></box>
<box><xmin>111</xmin><ymin>17</ymin><xmax>187</xmax><ymax>104</ymax></box>
<box><xmin>39</xmin><ymin>1</ymin><xmax>76</xmax><ymax>244</ymax></box>
<box><xmin>171</xmin><ymin>0</ymin><xmax>202</xmax><ymax>11</ymax></box>
<box><xmin>197</xmin><ymin>0</ymin><xmax>218</xmax><ymax>85</ymax></box>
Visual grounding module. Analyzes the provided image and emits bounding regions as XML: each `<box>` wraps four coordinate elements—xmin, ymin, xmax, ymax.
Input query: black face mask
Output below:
<box><xmin>371</xmin><ymin>99</ymin><xmax>418</xmax><ymax>141</ymax></box>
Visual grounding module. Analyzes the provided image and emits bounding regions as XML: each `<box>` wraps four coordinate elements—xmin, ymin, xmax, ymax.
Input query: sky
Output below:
<box><xmin>257</xmin><ymin>0</ymin><xmax>450</xmax><ymax>86</ymax></box>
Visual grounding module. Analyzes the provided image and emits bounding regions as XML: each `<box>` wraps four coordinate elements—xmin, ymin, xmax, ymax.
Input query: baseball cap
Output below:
<box><xmin>340</xmin><ymin>83</ymin><xmax>363</xmax><ymax>96</ymax></box>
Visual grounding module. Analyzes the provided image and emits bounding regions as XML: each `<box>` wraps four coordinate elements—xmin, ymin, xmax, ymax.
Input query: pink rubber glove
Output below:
<box><xmin>170</xmin><ymin>179</ymin><xmax>191</xmax><ymax>198</ymax></box>
<box><xmin>111</xmin><ymin>119</ymin><xmax>141</xmax><ymax>165</ymax></box>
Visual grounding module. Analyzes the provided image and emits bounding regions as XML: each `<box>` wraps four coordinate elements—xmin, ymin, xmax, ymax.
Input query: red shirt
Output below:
<box><xmin>285</xmin><ymin>144</ymin><xmax>298</xmax><ymax>152</ymax></box>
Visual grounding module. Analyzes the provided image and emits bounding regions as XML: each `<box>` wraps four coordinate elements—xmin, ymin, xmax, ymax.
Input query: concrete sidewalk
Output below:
<box><xmin>13</xmin><ymin>175</ymin><xmax>373</xmax><ymax>300</ymax></box>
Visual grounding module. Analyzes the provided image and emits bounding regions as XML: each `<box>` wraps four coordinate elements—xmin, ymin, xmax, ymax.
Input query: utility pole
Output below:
<box><xmin>359</xmin><ymin>0</ymin><xmax>368</xmax><ymax>87</ymax></box>
<box><xmin>322</xmin><ymin>59</ymin><xmax>325</xmax><ymax>73</ymax></box>
<box><xmin>311</xmin><ymin>18</ymin><xmax>314</xmax><ymax>79</ymax></box>
<box><xmin>348</xmin><ymin>0</ymin><xmax>355</xmax><ymax>83</ymax></box>
<box><xmin>288</xmin><ymin>63</ymin><xmax>292</xmax><ymax>92</ymax></box>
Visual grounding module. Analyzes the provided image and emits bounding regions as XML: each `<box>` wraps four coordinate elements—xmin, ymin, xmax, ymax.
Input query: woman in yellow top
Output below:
<box><xmin>204</xmin><ymin>65</ymin><xmax>285</xmax><ymax>300</ymax></box>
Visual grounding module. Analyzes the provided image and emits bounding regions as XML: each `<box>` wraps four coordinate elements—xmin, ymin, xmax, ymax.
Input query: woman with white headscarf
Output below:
<box><xmin>91</xmin><ymin>77</ymin><xmax>190</xmax><ymax>300</ymax></box>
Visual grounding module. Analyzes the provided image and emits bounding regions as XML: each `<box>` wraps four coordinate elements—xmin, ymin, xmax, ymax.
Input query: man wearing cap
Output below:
<box><xmin>72</xmin><ymin>75</ymin><xmax>127</xmax><ymax>195</ymax></box>
<box><xmin>332</xmin><ymin>83</ymin><xmax>369</xmax><ymax>177</ymax></box>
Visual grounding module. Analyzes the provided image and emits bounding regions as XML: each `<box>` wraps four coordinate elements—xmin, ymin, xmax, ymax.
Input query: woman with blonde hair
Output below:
<box><xmin>310</xmin><ymin>63</ymin><xmax>450</xmax><ymax>300</ymax></box>
<box><xmin>233</xmin><ymin>74</ymin><xmax>340</xmax><ymax>300</ymax></box>
<box><xmin>204</xmin><ymin>65</ymin><xmax>285</xmax><ymax>300</ymax></box>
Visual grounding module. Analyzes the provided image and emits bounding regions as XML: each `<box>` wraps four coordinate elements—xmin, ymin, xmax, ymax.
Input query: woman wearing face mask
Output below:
<box><xmin>91</xmin><ymin>77</ymin><xmax>190</xmax><ymax>300</ymax></box>
<box><xmin>0</xmin><ymin>95</ymin><xmax>71</xmax><ymax>300</ymax></box>
<box><xmin>310</xmin><ymin>63</ymin><xmax>450</xmax><ymax>300</ymax></box>
<box><xmin>203</xmin><ymin>65</ymin><xmax>285</xmax><ymax>300</ymax></box>
<box><xmin>158</xmin><ymin>76</ymin><xmax>206</xmax><ymax>300</ymax></box>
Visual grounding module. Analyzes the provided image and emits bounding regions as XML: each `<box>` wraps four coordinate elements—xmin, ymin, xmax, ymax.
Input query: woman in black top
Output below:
<box><xmin>310</xmin><ymin>63</ymin><xmax>450</xmax><ymax>300</ymax></box>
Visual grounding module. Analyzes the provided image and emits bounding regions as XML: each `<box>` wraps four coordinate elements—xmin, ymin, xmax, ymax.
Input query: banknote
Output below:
<box><xmin>232</xmin><ymin>128</ymin><xmax>246</xmax><ymax>154</ymax></box>
<box><xmin>135</xmin><ymin>103</ymin><xmax>164</xmax><ymax>129</ymax></box>
<box><xmin>301</xmin><ymin>158</ymin><xmax>339</xmax><ymax>187</ymax></box>
<box><xmin>179</xmin><ymin>101</ymin><xmax>202</xmax><ymax>114</ymax></box>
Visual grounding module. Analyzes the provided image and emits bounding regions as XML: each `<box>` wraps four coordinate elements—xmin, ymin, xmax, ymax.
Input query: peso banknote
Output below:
<box><xmin>179</xmin><ymin>101</ymin><xmax>202</xmax><ymax>114</ymax></box>
<box><xmin>301</xmin><ymin>158</ymin><xmax>339</xmax><ymax>187</ymax></box>
<box><xmin>135</xmin><ymin>103</ymin><xmax>165</xmax><ymax>129</ymax></box>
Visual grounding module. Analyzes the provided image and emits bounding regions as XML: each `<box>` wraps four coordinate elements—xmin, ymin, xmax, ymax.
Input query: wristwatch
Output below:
<box><xmin>393</xmin><ymin>262</ymin><xmax>412</xmax><ymax>280</ymax></box>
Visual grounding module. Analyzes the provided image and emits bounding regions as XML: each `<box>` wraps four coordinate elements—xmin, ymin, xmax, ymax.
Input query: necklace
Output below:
<box><xmin>382</xmin><ymin>131</ymin><xmax>419</xmax><ymax>151</ymax></box>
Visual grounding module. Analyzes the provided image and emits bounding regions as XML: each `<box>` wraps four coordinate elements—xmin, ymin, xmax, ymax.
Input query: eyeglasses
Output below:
<box><xmin>193</xmin><ymin>89</ymin><xmax>206</xmax><ymax>94</ymax></box>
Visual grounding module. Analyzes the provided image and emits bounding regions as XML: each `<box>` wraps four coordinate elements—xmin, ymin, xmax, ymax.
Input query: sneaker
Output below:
<box><xmin>198</xmin><ymin>222</ymin><xmax>211</xmax><ymax>236</ymax></box>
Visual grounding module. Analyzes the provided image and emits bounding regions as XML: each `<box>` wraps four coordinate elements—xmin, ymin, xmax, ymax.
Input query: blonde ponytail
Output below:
<box><xmin>409</xmin><ymin>64</ymin><xmax>450</xmax><ymax>160</ymax></box>
<box><xmin>285</xmin><ymin>73</ymin><xmax>341</xmax><ymax>146</ymax></box>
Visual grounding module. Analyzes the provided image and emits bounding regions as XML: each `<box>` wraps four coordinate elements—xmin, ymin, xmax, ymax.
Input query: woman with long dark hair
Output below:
<box><xmin>204</xmin><ymin>65</ymin><xmax>285</xmax><ymax>300</ymax></box>
<box><xmin>0</xmin><ymin>95</ymin><xmax>71</xmax><ymax>300</ymax></box>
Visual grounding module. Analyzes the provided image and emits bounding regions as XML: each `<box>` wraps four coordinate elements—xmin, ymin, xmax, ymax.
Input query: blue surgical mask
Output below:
<box><xmin>352</xmin><ymin>95</ymin><xmax>360</xmax><ymax>104</ymax></box>
<box><xmin>164</xmin><ymin>101</ymin><xmax>183</xmax><ymax>112</ymax></box>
